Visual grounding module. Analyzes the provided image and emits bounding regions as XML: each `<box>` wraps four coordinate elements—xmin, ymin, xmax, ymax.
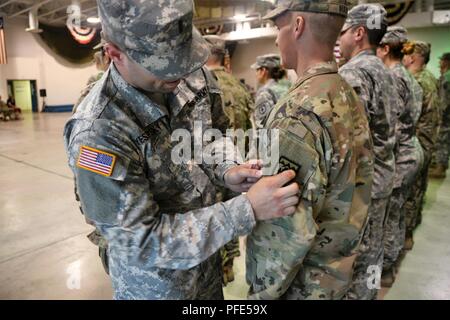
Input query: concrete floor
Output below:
<box><xmin>1</xmin><ymin>113</ymin><xmax>449</xmax><ymax>300</ymax></box>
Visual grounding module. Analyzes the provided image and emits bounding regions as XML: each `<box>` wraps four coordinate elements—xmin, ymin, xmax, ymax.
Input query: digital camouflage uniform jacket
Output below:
<box><xmin>390</xmin><ymin>63</ymin><xmax>423</xmax><ymax>188</ymax></box>
<box><xmin>255</xmin><ymin>79</ymin><xmax>291</xmax><ymax>129</ymax></box>
<box><xmin>246</xmin><ymin>61</ymin><xmax>374</xmax><ymax>300</ymax></box>
<box><xmin>339</xmin><ymin>50</ymin><xmax>398</xmax><ymax>199</ymax></box>
<box><xmin>64</xmin><ymin>63</ymin><xmax>256</xmax><ymax>300</ymax></box>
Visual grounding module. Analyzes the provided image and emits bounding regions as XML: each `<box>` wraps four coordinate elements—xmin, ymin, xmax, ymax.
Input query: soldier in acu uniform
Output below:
<box><xmin>403</xmin><ymin>41</ymin><xmax>440</xmax><ymax>248</ymax></box>
<box><xmin>376</xmin><ymin>26</ymin><xmax>424</xmax><ymax>286</ymax></box>
<box><xmin>251</xmin><ymin>54</ymin><xmax>291</xmax><ymax>129</ymax></box>
<box><xmin>64</xmin><ymin>0</ymin><xmax>300</xmax><ymax>300</ymax></box>
<box><xmin>338</xmin><ymin>3</ymin><xmax>400</xmax><ymax>299</ymax></box>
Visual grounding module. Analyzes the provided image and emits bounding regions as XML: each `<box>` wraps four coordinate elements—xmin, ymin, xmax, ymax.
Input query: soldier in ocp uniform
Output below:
<box><xmin>338</xmin><ymin>3</ymin><xmax>399</xmax><ymax>299</ymax></box>
<box><xmin>376</xmin><ymin>26</ymin><xmax>424</xmax><ymax>286</ymax></box>
<box><xmin>251</xmin><ymin>54</ymin><xmax>291</xmax><ymax>129</ymax></box>
<box><xmin>429</xmin><ymin>53</ymin><xmax>450</xmax><ymax>178</ymax></box>
<box><xmin>403</xmin><ymin>41</ymin><xmax>440</xmax><ymax>248</ymax></box>
<box><xmin>204</xmin><ymin>35</ymin><xmax>255</xmax><ymax>132</ymax></box>
<box><xmin>245</xmin><ymin>0</ymin><xmax>374</xmax><ymax>300</ymax></box>
<box><xmin>64</xmin><ymin>0</ymin><xmax>301</xmax><ymax>300</ymax></box>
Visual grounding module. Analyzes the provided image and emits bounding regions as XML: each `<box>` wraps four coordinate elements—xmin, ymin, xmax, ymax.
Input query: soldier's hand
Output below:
<box><xmin>224</xmin><ymin>160</ymin><xmax>263</xmax><ymax>193</ymax></box>
<box><xmin>246</xmin><ymin>170</ymin><xmax>300</xmax><ymax>220</ymax></box>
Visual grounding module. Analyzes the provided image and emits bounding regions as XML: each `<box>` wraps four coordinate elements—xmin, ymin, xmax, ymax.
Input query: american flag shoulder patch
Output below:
<box><xmin>77</xmin><ymin>146</ymin><xmax>117</xmax><ymax>177</ymax></box>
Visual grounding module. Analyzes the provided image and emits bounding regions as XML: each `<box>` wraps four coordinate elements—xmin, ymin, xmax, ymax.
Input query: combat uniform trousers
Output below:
<box><xmin>405</xmin><ymin>155</ymin><xmax>431</xmax><ymax>232</ymax></box>
<box><xmin>345</xmin><ymin>197</ymin><xmax>389</xmax><ymax>300</ymax></box>
<box><xmin>383</xmin><ymin>188</ymin><xmax>408</xmax><ymax>270</ymax></box>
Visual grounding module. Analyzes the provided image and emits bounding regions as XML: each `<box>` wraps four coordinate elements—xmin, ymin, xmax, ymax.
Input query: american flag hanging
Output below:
<box><xmin>77</xmin><ymin>146</ymin><xmax>117</xmax><ymax>177</ymax></box>
<box><xmin>0</xmin><ymin>17</ymin><xmax>7</xmax><ymax>64</ymax></box>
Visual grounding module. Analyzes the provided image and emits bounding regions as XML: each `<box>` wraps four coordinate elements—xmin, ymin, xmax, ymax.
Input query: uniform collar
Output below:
<box><xmin>352</xmin><ymin>48</ymin><xmax>375</xmax><ymax>60</ymax></box>
<box><xmin>291</xmin><ymin>61</ymin><xmax>338</xmax><ymax>92</ymax></box>
<box><xmin>167</xmin><ymin>68</ymin><xmax>208</xmax><ymax>117</ymax></box>
<box><xmin>207</xmin><ymin>66</ymin><xmax>226</xmax><ymax>72</ymax></box>
<box><xmin>265</xmin><ymin>78</ymin><xmax>277</xmax><ymax>87</ymax></box>
<box><xmin>108</xmin><ymin>63</ymin><xmax>168</xmax><ymax>128</ymax></box>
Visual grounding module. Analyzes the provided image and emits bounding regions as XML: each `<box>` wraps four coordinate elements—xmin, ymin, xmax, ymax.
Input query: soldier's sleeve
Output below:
<box><xmin>339</xmin><ymin>68</ymin><xmax>372</xmax><ymax>122</ymax></box>
<box><xmin>66</xmin><ymin>127</ymin><xmax>255</xmax><ymax>270</ymax></box>
<box><xmin>417</xmin><ymin>82</ymin><xmax>439</xmax><ymax>155</ymax></box>
<box><xmin>247</xmin><ymin>116</ymin><xmax>325</xmax><ymax>299</ymax></box>
<box><xmin>254</xmin><ymin>89</ymin><xmax>277</xmax><ymax>128</ymax></box>
<box><xmin>247</xmin><ymin>92</ymin><xmax>257</xmax><ymax>130</ymax></box>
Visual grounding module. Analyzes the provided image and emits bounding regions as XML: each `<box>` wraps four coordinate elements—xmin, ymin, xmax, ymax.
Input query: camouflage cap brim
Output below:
<box><xmin>341</xmin><ymin>22</ymin><xmax>352</xmax><ymax>32</ymax></box>
<box><xmin>93</xmin><ymin>42</ymin><xmax>104</xmax><ymax>50</ymax></box>
<box><xmin>250</xmin><ymin>62</ymin><xmax>260</xmax><ymax>69</ymax></box>
<box><xmin>127</xmin><ymin>28</ymin><xmax>210</xmax><ymax>81</ymax></box>
<box><xmin>263</xmin><ymin>5</ymin><xmax>290</xmax><ymax>21</ymax></box>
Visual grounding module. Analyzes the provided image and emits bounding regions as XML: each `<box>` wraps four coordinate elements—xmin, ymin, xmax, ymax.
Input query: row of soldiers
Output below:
<box><xmin>66</xmin><ymin>0</ymin><xmax>449</xmax><ymax>300</ymax></box>
<box><xmin>201</xmin><ymin>4</ymin><xmax>450</xmax><ymax>298</ymax></box>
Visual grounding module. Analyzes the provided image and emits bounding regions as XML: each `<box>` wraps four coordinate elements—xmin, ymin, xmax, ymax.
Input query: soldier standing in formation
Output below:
<box><xmin>251</xmin><ymin>54</ymin><xmax>291</xmax><ymax>128</ymax></box>
<box><xmin>338</xmin><ymin>3</ymin><xmax>399</xmax><ymax>300</ymax></box>
<box><xmin>429</xmin><ymin>53</ymin><xmax>450</xmax><ymax>179</ymax></box>
<box><xmin>403</xmin><ymin>41</ymin><xmax>440</xmax><ymax>249</ymax></box>
<box><xmin>245</xmin><ymin>0</ymin><xmax>374</xmax><ymax>300</ymax></box>
<box><xmin>376</xmin><ymin>26</ymin><xmax>424</xmax><ymax>286</ymax></box>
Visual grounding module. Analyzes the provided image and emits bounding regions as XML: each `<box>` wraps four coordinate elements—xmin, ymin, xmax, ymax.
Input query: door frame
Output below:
<box><xmin>6</xmin><ymin>79</ymin><xmax>39</xmax><ymax>113</ymax></box>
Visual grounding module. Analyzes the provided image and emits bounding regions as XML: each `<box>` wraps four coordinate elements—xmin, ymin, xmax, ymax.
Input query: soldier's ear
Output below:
<box><xmin>354</xmin><ymin>26</ymin><xmax>365</xmax><ymax>42</ymax></box>
<box><xmin>104</xmin><ymin>43</ymin><xmax>126</xmax><ymax>67</ymax></box>
<box><xmin>293</xmin><ymin>14</ymin><xmax>305</xmax><ymax>40</ymax></box>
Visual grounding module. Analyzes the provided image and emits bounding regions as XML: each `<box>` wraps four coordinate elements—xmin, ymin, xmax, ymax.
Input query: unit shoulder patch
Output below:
<box><xmin>278</xmin><ymin>156</ymin><xmax>301</xmax><ymax>174</ymax></box>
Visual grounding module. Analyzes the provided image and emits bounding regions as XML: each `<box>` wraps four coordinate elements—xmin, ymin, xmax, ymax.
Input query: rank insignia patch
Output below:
<box><xmin>77</xmin><ymin>146</ymin><xmax>116</xmax><ymax>177</ymax></box>
<box><xmin>278</xmin><ymin>156</ymin><xmax>301</xmax><ymax>174</ymax></box>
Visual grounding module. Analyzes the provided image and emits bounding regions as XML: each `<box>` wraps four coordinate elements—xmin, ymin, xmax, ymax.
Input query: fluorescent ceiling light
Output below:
<box><xmin>233</xmin><ymin>14</ymin><xmax>247</xmax><ymax>21</ymax></box>
<box><xmin>87</xmin><ymin>16</ymin><xmax>101</xmax><ymax>24</ymax></box>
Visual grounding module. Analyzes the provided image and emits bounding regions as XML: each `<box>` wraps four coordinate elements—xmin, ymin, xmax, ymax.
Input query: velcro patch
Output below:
<box><xmin>77</xmin><ymin>146</ymin><xmax>116</xmax><ymax>177</ymax></box>
<box><xmin>278</xmin><ymin>156</ymin><xmax>301</xmax><ymax>174</ymax></box>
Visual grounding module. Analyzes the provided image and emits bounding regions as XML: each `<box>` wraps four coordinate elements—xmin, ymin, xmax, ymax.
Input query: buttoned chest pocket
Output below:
<box><xmin>142</xmin><ymin>125</ymin><xmax>207</xmax><ymax>212</ymax></box>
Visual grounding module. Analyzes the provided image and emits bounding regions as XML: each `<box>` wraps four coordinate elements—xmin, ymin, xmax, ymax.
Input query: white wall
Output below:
<box><xmin>0</xmin><ymin>18</ymin><xmax>97</xmax><ymax>111</ymax></box>
<box><xmin>408</xmin><ymin>26</ymin><xmax>450</xmax><ymax>78</ymax></box>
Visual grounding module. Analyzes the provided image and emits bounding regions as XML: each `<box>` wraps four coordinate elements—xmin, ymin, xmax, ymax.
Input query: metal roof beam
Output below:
<box><xmin>9</xmin><ymin>0</ymin><xmax>54</xmax><ymax>18</ymax></box>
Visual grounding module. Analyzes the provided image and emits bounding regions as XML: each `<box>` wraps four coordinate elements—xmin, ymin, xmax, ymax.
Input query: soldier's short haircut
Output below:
<box><xmin>301</xmin><ymin>12</ymin><xmax>346</xmax><ymax>49</ymax></box>
<box><xmin>360</xmin><ymin>24</ymin><xmax>388</xmax><ymax>47</ymax></box>
<box><xmin>210</xmin><ymin>51</ymin><xmax>225</xmax><ymax>66</ymax></box>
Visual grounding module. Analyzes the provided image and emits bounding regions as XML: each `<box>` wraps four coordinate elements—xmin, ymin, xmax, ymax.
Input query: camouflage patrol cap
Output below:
<box><xmin>412</xmin><ymin>40</ymin><xmax>431</xmax><ymax>58</ymax></box>
<box><xmin>251</xmin><ymin>54</ymin><xmax>281</xmax><ymax>70</ymax></box>
<box><xmin>342</xmin><ymin>3</ymin><xmax>387</xmax><ymax>32</ymax></box>
<box><xmin>97</xmin><ymin>0</ymin><xmax>210</xmax><ymax>81</ymax></box>
<box><xmin>203</xmin><ymin>35</ymin><xmax>226</xmax><ymax>55</ymax></box>
<box><xmin>380</xmin><ymin>26</ymin><xmax>408</xmax><ymax>45</ymax></box>
<box><xmin>263</xmin><ymin>0</ymin><xmax>349</xmax><ymax>21</ymax></box>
